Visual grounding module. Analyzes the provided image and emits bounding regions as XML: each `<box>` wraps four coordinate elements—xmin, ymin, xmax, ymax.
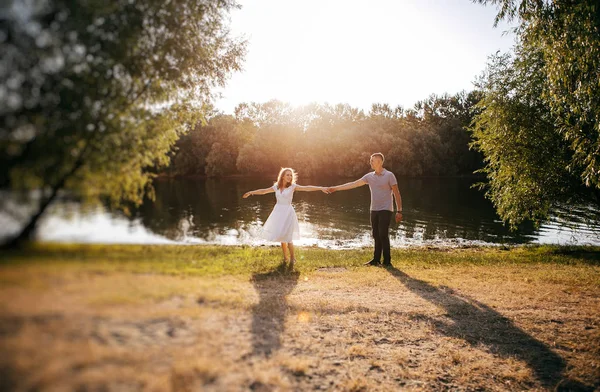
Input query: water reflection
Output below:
<box><xmin>129</xmin><ymin>177</ymin><xmax>599</xmax><ymax>247</ymax></box>
<box><xmin>1</xmin><ymin>177</ymin><xmax>599</xmax><ymax>247</ymax></box>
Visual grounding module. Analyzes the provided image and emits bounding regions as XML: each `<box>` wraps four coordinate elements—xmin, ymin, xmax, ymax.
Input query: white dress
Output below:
<box><xmin>261</xmin><ymin>183</ymin><xmax>300</xmax><ymax>242</ymax></box>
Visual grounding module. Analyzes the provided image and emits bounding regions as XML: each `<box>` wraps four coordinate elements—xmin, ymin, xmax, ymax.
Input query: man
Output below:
<box><xmin>327</xmin><ymin>153</ymin><xmax>402</xmax><ymax>267</ymax></box>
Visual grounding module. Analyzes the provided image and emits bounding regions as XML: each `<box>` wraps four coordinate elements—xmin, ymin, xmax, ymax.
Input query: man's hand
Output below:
<box><xmin>395</xmin><ymin>212</ymin><xmax>403</xmax><ymax>223</ymax></box>
<box><xmin>326</xmin><ymin>187</ymin><xmax>337</xmax><ymax>194</ymax></box>
<box><xmin>243</xmin><ymin>192</ymin><xmax>252</xmax><ymax>198</ymax></box>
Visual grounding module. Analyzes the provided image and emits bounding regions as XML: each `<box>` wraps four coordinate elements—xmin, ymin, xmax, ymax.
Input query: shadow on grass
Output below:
<box><xmin>250</xmin><ymin>261</ymin><xmax>299</xmax><ymax>357</ymax></box>
<box><xmin>385</xmin><ymin>266</ymin><xmax>594</xmax><ymax>391</ymax></box>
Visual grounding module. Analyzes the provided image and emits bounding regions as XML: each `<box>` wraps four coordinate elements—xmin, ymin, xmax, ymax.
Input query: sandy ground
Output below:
<box><xmin>1</xmin><ymin>261</ymin><xmax>599</xmax><ymax>391</ymax></box>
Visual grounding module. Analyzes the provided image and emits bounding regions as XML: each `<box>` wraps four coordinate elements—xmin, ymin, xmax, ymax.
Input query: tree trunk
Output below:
<box><xmin>0</xmin><ymin>138</ymin><xmax>38</xmax><ymax>188</ymax></box>
<box><xmin>2</xmin><ymin>159</ymin><xmax>85</xmax><ymax>250</ymax></box>
<box><xmin>3</xmin><ymin>190</ymin><xmax>59</xmax><ymax>249</ymax></box>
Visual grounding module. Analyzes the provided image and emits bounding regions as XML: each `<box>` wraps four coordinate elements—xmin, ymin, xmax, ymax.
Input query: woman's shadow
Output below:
<box><xmin>250</xmin><ymin>261</ymin><xmax>300</xmax><ymax>357</ymax></box>
<box><xmin>384</xmin><ymin>266</ymin><xmax>593</xmax><ymax>391</ymax></box>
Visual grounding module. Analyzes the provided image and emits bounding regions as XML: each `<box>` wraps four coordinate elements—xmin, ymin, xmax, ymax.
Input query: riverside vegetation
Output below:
<box><xmin>1</xmin><ymin>244</ymin><xmax>598</xmax><ymax>391</ymax></box>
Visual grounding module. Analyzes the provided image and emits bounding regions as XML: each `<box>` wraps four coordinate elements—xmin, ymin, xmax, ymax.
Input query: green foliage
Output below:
<box><xmin>0</xmin><ymin>0</ymin><xmax>245</xmax><ymax>241</ymax></box>
<box><xmin>531</xmin><ymin>2</ymin><xmax>600</xmax><ymax>188</ymax></box>
<box><xmin>471</xmin><ymin>48</ymin><xmax>584</xmax><ymax>226</ymax></box>
<box><xmin>170</xmin><ymin>93</ymin><xmax>484</xmax><ymax>179</ymax></box>
<box><xmin>472</xmin><ymin>0</ymin><xmax>600</xmax><ymax>226</ymax></box>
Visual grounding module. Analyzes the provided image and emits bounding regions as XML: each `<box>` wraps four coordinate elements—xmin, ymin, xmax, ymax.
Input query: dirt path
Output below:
<box><xmin>1</xmin><ymin>262</ymin><xmax>599</xmax><ymax>391</ymax></box>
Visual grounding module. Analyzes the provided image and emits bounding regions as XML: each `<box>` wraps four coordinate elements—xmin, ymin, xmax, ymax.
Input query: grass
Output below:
<box><xmin>0</xmin><ymin>243</ymin><xmax>599</xmax><ymax>391</ymax></box>
<box><xmin>3</xmin><ymin>242</ymin><xmax>600</xmax><ymax>275</ymax></box>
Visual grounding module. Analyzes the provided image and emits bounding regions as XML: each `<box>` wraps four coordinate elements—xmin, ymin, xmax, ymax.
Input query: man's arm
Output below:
<box><xmin>327</xmin><ymin>179</ymin><xmax>367</xmax><ymax>193</ymax></box>
<box><xmin>392</xmin><ymin>184</ymin><xmax>403</xmax><ymax>222</ymax></box>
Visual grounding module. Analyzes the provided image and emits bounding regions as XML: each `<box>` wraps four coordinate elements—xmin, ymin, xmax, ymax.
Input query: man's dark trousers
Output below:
<box><xmin>370</xmin><ymin>210</ymin><xmax>392</xmax><ymax>263</ymax></box>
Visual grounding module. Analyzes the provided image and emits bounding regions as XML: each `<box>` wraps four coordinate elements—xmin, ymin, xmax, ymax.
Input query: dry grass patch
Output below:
<box><xmin>278</xmin><ymin>355</ymin><xmax>313</xmax><ymax>376</ymax></box>
<box><xmin>1</xmin><ymin>244</ymin><xmax>599</xmax><ymax>391</ymax></box>
<box><xmin>170</xmin><ymin>358</ymin><xmax>220</xmax><ymax>391</ymax></box>
<box><xmin>346</xmin><ymin>344</ymin><xmax>373</xmax><ymax>359</ymax></box>
<box><xmin>342</xmin><ymin>375</ymin><xmax>369</xmax><ymax>392</ymax></box>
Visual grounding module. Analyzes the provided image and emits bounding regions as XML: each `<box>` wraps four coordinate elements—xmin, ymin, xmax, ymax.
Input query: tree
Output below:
<box><xmin>169</xmin><ymin>127</ymin><xmax>210</xmax><ymax>177</ymax></box>
<box><xmin>204</xmin><ymin>115</ymin><xmax>240</xmax><ymax>177</ymax></box>
<box><xmin>471</xmin><ymin>0</ymin><xmax>600</xmax><ymax>226</ymax></box>
<box><xmin>472</xmin><ymin>2</ymin><xmax>600</xmax><ymax>184</ymax></box>
<box><xmin>0</xmin><ymin>0</ymin><xmax>246</xmax><ymax>246</ymax></box>
<box><xmin>471</xmin><ymin>48</ymin><xmax>589</xmax><ymax>227</ymax></box>
<box><xmin>412</xmin><ymin>91</ymin><xmax>485</xmax><ymax>175</ymax></box>
<box><xmin>236</xmin><ymin>123</ymin><xmax>303</xmax><ymax>176</ymax></box>
<box><xmin>164</xmin><ymin>93</ymin><xmax>484</xmax><ymax>181</ymax></box>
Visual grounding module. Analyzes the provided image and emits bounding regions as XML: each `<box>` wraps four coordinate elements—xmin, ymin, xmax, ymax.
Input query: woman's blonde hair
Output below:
<box><xmin>275</xmin><ymin>167</ymin><xmax>297</xmax><ymax>189</ymax></box>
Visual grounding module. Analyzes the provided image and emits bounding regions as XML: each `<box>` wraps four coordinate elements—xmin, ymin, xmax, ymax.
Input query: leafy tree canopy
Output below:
<box><xmin>0</xmin><ymin>0</ymin><xmax>246</xmax><ymax>245</ymax></box>
<box><xmin>471</xmin><ymin>0</ymin><xmax>600</xmax><ymax>226</ymax></box>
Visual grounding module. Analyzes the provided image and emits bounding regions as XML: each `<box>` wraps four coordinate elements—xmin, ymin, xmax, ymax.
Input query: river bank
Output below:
<box><xmin>1</xmin><ymin>244</ymin><xmax>598</xmax><ymax>391</ymax></box>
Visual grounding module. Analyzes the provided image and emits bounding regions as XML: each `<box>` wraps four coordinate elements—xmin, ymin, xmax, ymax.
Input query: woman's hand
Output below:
<box><xmin>243</xmin><ymin>191</ymin><xmax>252</xmax><ymax>198</ymax></box>
<box><xmin>320</xmin><ymin>187</ymin><xmax>330</xmax><ymax>194</ymax></box>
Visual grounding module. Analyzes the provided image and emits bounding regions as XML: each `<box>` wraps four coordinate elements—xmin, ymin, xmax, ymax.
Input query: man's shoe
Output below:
<box><xmin>382</xmin><ymin>261</ymin><xmax>393</xmax><ymax>268</ymax></box>
<box><xmin>364</xmin><ymin>259</ymin><xmax>380</xmax><ymax>266</ymax></box>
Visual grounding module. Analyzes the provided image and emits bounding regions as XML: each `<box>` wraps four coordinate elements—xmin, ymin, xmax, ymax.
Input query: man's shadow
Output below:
<box><xmin>384</xmin><ymin>266</ymin><xmax>593</xmax><ymax>391</ymax></box>
<box><xmin>250</xmin><ymin>261</ymin><xmax>300</xmax><ymax>357</ymax></box>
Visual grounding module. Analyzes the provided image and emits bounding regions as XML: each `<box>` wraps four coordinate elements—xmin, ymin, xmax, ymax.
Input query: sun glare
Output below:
<box><xmin>217</xmin><ymin>0</ymin><xmax>514</xmax><ymax>112</ymax></box>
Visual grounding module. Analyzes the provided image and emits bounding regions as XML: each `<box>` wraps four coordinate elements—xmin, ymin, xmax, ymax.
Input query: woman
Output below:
<box><xmin>243</xmin><ymin>168</ymin><xmax>328</xmax><ymax>264</ymax></box>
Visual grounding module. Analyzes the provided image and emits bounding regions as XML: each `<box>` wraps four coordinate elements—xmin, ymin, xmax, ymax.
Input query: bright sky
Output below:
<box><xmin>215</xmin><ymin>0</ymin><xmax>515</xmax><ymax>114</ymax></box>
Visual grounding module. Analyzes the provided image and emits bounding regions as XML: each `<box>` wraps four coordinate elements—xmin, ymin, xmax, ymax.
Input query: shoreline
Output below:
<box><xmin>3</xmin><ymin>241</ymin><xmax>599</xmax><ymax>261</ymax></box>
<box><xmin>7</xmin><ymin>240</ymin><xmax>600</xmax><ymax>252</ymax></box>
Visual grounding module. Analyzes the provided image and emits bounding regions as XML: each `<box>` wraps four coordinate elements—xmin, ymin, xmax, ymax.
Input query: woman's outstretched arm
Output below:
<box><xmin>295</xmin><ymin>185</ymin><xmax>329</xmax><ymax>193</ymax></box>
<box><xmin>243</xmin><ymin>187</ymin><xmax>275</xmax><ymax>198</ymax></box>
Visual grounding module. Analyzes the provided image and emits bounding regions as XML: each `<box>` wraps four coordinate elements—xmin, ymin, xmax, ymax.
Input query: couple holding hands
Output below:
<box><xmin>243</xmin><ymin>153</ymin><xmax>403</xmax><ymax>266</ymax></box>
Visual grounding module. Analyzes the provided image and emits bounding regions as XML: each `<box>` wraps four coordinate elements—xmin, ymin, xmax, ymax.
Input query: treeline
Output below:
<box><xmin>165</xmin><ymin>91</ymin><xmax>484</xmax><ymax>179</ymax></box>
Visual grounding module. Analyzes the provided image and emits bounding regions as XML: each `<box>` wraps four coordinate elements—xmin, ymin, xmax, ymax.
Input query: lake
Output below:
<box><xmin>2</xmin><ymin>177</ymin><xmax>599</xmax><ymax>247</ymax></box>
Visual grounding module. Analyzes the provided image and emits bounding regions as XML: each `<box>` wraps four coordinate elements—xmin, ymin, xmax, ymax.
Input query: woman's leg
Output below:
<box><xmin>281</xmin><ymin>242</ymin><xmax>289</xmax><ymax>261</ymax></box>
<box><xmin>288</xmin><ymin>242</ymin><xmax>295</xmax><ymax>262</ymax></box>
